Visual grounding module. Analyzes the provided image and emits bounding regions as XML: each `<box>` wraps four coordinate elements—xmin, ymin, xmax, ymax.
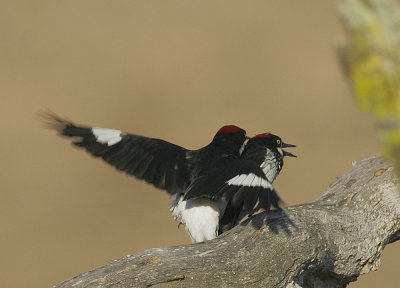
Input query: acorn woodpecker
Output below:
<box><xmin>181</xmin><ymin>132</ymin><xmax>296</xmax><ymax>242</ymax></box>
<box><xmin>242</xmin><ymin>132</ymin><xmax>296</xmax><ymax>183</ymax></box>
<box><xmin>41</xmin><ymin>111</ymin><xmax>248</xmax><ymax>240</ymax></box>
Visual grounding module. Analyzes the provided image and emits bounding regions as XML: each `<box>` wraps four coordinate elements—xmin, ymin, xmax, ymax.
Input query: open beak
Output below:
<box><xmin>282</xmin><ymin>142</ymin><xmax>296</xmax><ymax>158</ymax></box>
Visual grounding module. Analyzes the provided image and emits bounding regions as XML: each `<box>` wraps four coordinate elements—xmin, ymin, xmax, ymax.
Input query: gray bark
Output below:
<box><xmin>54</xmin><ymin>153</ymin><xmax>400</xmax><ymax>288</ymax></box>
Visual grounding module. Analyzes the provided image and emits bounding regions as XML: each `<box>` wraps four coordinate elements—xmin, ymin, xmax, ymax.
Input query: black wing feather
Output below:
<box><xmin>43</xmin><ymin>113</ymin><xmax>189</xmax><ymax>195</ymax></box>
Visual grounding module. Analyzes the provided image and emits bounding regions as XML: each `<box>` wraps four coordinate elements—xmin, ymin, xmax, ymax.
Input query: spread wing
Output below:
<box><xmin>183</xmin><ymin>156</ymin><xmax>281</xmax><ymax>232</ymax></box>
<box><xmin>42</xmin><ymin>112</ymin><xmax>190</xmax><ymax>195</ymax></box>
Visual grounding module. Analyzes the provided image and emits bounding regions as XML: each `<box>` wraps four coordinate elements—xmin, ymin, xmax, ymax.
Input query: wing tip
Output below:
<box><xmin>37</xmin><ymin>108</ymin><xmax>73</xmax><ymax>134</ymax></box>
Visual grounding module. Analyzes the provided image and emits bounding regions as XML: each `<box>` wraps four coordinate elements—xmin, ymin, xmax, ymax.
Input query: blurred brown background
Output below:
<box><xmin>1</xmin><ymin>1</ymin><xmax>398</xmax><ymax>287</ymax></box>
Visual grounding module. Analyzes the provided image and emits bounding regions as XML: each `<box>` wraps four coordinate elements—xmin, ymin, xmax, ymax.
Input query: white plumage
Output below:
<box><xmin>227</xmin><ymin>173</ymin><xmax>273</xmax><ymax>189</ymax></box>
<box><xmin>92</xmin><ymin>127</ymin><xmax>122</xmax><ymax>146</ymax></box>
<box><xmin>169</xmin><ymin>195</ymin><xmax>227</xmax><ymax>243</ymax></box>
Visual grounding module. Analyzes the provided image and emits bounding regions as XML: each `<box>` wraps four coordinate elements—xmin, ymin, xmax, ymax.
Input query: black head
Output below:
<box><xmin>247</xmin><ymin>133</ymin><xmax>296</xmax><ymax>158</ymax></box>
<box><xmin>241</xmin><ymin>132</ymin><xmax>296</xmax><ymax>182</ymax></box>
<box><xmin>211</xmin><ymin>125</ymin><xmax>247</xmax><ymax>156</ymax></box>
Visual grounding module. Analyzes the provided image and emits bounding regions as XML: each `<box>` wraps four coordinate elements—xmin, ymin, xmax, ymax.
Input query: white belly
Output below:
<box><xmin>169</xmin><ymin>195</ymin><xmax>227</xmax><ymax>243</ymax></box>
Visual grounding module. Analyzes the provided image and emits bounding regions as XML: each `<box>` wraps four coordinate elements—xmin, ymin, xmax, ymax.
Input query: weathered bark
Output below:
<box><xmin>54</xmin><ymin>153</ymin><xmax>399</xmax><ymax>288</ymax></box>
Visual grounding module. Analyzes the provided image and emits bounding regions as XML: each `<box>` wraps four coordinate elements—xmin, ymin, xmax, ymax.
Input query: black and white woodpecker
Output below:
<box><xmin>243</xmin><ymin>132</ymin><xmax>296</xmax><ymax>183</ymax></box>
<box><xmin>42</xmin><ymin>112</ymin><xmax>296</xmax><ymax>243</ymax></box>
<box><xmin>41</xmin><ymin>112</ymin><xmax>249</xmax><ymax>241</ymax></box>
<box><xmin>181</xmin><ymin>132</ymin><xmax>296</xmax><ymax>241</ymax></box>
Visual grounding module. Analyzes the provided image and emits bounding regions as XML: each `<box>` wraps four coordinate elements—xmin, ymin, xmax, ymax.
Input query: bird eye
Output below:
<box><xmin>277</xmin><ymin>139</ymin><xmax>281</xmax><ymax>145</ymax></box>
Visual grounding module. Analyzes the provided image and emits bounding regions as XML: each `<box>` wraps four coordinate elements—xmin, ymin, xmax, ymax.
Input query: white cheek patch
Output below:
<box><xmin>239</xmin><ymin>142</ymin><xmax>246</xmax><ymax>155</ymax></box>
<box><xmin>226</xmin><ymin>173</ymin><xmax>272</xmax><ymax>189</ymax></box>
<box><xmin>277</xmin><ymin>147</ymin><xmax>283</xmax><ymax>156</ymax></box>
<box><xmin>92</xmin><ymin>127</ymin><xmax>122</xmax><ymax>146</ymax></box>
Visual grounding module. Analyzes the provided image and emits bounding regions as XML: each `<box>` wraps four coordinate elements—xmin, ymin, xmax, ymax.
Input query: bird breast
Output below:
<box><xmin>260</xmin><ymin>150</ymin><xmax>281</xmax><ymax>183</ymax></box>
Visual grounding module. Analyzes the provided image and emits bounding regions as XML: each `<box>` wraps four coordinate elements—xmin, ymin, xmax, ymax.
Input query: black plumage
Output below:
<box><xmin>182</xmin><ymin>132</ymin><xmax>296</xmax><ymax>235</ymax></box>
<box><xmin>42</xmin><ymin>112</ymin><xmax>247</xmax><ymax>196</ymax></box>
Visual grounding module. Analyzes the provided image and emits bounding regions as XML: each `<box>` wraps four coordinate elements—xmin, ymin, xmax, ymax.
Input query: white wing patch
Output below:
<box><xmin>226</xmin><ymin>173</ymin><xmax>273</xmax><ymax>189</ymax></box>
<box><xmin>92</xmin><ymin>127</ymin><xmax>122</xmax><ymax>146</ymax></box>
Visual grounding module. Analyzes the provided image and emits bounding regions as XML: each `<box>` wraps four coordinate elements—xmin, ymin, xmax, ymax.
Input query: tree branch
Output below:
<box><xmin>54</xmin><ymin>153</ymin><xmax>399</xmax><ymax>288</ymax></box>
